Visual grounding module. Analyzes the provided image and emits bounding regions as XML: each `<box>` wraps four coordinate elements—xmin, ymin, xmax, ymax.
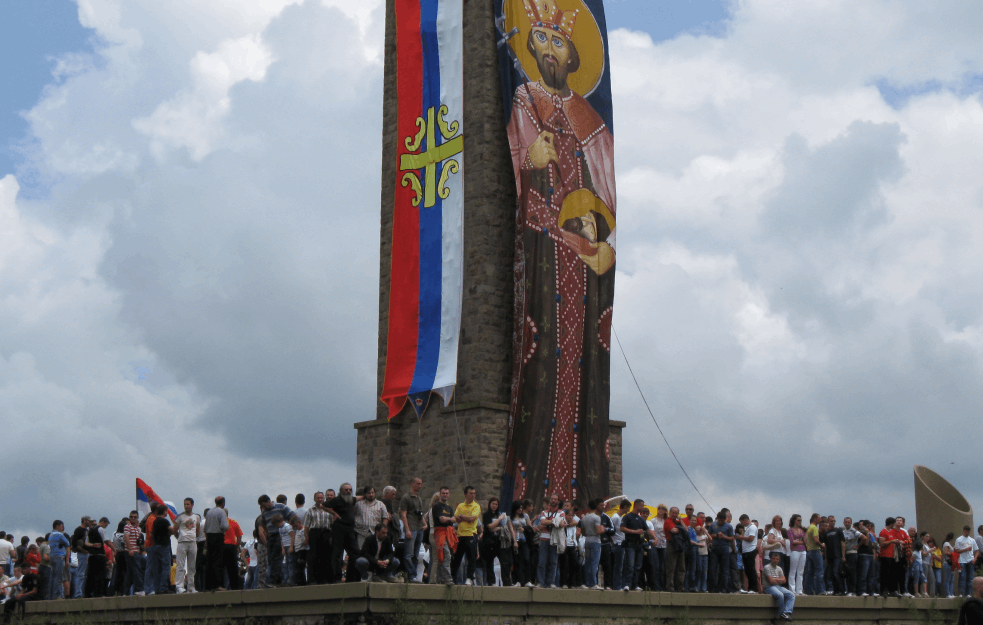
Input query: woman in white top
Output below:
<box><xmin>693</xmin><ymin>524</ymin><xmax>709</xmax><ymax>592</ymax></box>
<box><xmin>942</xmin><ymin>533</ymin><xmax>955</xmax><ymax>598</ymax></box>
<box><xmin>511</xmin><ymin>501</ymin><xmax>533</xmax><ymax>587</ymax></box>
<box><xmin>652</xmin><ymin>504</ymin><xmax>668</xmax><ymax>591</ymax></box>
<box><xmin>762</xmin><ymin>516</ymin><xmax>789</xmax><ymax>590</ymax></box>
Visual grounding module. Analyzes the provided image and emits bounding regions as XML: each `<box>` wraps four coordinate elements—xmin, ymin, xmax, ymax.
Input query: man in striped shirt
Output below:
<box><xmin>304</xmin><ymin>492</ymin><xmax>334</xmax><ymax>585</ymax></box>
<box><xmin>354</xmin><ymin>488</ymin><xmax>389</xmax><ymax>550</ymax></box>
<box><xmin>123</xmin><ymin>511</ymin><xmax>145</xmax><ymax>595</ymax></box>
<box><xmin>257</xmin><ymin>495</ymin><xmax>300</xmax><ymax>586</ymax></box>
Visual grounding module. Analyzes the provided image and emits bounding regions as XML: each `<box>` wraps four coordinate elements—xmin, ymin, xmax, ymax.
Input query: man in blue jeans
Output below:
<box><xmin>610</xmin><ymin>500</ymin><xmax>630</xmax><ymax>590</ymax></box>
<box><xmin>955</xmin><ymin>525</ymin><xmax>979</xmax><ymax>596</ymax></box>
<box><xmin>763</xmin><ymin>552</ymin><xmax>796</xmax><ymax>621</ymax></box>
<box><xmin>619</xmin><ymin>500</ymin><xmax>647</xmax><ymax>591</ymax></box>
<box><xmin>145</xmin><ymin>503</ymin><xmax>173</xmax><ymax>595</ymax></box>
<box><xmin>47</xmin><ymin>521</ymin><xmax>71</xmax><ymax>600</ymax></box>
<box><xmin>708</xmin><ymin>509</ymin><xmax>734</xmax><ymax>593</ymax></box>
<box><xmin>580</xmin><ymin>499</ymin><xmax>604</xmax><ymax>588</ymax></box>
<box><xmin>535</xmin><ymin>495</ymin><xmax>564</xmax><ymax>587</ymax></box>
<box><xmin>610</xmin><ymin>499</ymin><xmax>631</xmax><ymax>590</ymax></box>
<box><xmin>70</xmin><ymin>517</ymin><xmax>92</xmax><ymax>598</ymax></box>
<box><xmin>123</xmin><ymin>511</ymin><xmax>145</xmax><ymax>595</ymax></box>
<box><xmin>399</xmin><ymin>477</ymin><xmax>427</xmax><ymax>583</ymax></box>
<box><xmin>804</xmin><ymin>514</ymin><xmax>826</xmax><ymax>595</ymax></box>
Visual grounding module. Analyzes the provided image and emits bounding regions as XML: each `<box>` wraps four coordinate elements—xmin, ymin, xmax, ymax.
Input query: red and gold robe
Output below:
<box><xmin>504</xmin><ymin>81</ymin><xmax>616</xmax><ymax>506</ymax></box>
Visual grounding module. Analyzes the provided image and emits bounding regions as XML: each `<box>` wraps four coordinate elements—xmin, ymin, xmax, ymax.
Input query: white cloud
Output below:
<box><xmin>611</xmin><ymin>0</ymin><xmax>983</xmax><ymax>522</ymax></box>
<box><xmin>134</xmin><ymin>34</ymin><xmax>274</xmax><ymax>159</ymax></box>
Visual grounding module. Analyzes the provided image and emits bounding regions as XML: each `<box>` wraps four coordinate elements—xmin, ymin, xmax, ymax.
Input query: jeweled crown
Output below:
<box><xmin>522</xmin><ymin>0</ymin><xmax>578</xmax><ymax>40</ymax></box>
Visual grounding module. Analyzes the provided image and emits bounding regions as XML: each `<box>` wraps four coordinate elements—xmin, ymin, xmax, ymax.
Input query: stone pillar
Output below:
<box><xmin>356</xmin><ymin>0</ymin><xmax>624</xmax><ymax>506</ymax></box>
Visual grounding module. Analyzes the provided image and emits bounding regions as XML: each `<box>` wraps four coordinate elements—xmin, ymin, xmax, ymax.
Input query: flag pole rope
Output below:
<box><xmin>613</xmin><ymin>327</ymin><xmax>716</xmax><ymax>516</ymax></box>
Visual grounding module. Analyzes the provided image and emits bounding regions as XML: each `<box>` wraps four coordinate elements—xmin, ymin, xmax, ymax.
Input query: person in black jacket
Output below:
<box><xmin>958</xmin><ymin>577</ymin><xmax>983</xmax><ymax>625</ymax></box>
<box><xmin>354</xmin><ymin>523</ymin><xmax>400</xmax><ymax>582</ymax></box>
<box><xmin>325</xmin><ymin>483</ymin><xmax>362</xmax><ymax>583</ymax></box>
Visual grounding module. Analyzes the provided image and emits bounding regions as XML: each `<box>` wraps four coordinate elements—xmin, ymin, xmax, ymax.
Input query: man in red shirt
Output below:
<box><xmin>222</xmin><ymin>511</ymin><xmax>244</xmax><ymax>590</ymax></box>
<box><xmin>664</xmin><ymin>507</ymin><xmax>687</xmax><ymax>592</ymax></box>
<box><xmin>878</xmin><ymin>517</ymin><xmax>903</xmax><ymax>597</ymax></box>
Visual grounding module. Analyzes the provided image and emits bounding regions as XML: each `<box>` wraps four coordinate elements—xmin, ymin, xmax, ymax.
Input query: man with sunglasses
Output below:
<box><xmin>122</xmin><ymin>512</ymin><xmax>145</xmax><ymax>595</ymax></box>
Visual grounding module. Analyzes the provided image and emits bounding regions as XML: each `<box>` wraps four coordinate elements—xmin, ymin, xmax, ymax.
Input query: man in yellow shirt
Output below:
<box><xmin>804</xmin><ymin>513</ymin><xmax>826</xmax><ymax>595</ymax></box>
<box><xmin>450</xmin><ymin>486</ymin><xmax>481</xmax><ymax>586</ymax></box>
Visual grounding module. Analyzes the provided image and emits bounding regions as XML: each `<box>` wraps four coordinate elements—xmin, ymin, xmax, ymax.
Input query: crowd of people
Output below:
<box><xmin>2</xmin><ymin>481</ymin><xmax>982</xmax><ymax>624</ymax></box>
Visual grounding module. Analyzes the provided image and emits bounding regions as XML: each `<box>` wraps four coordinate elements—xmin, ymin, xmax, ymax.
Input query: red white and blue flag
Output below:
<box><xmin>382</xmin><ymin>0</ymin><xmax>464</xmax><ymax>419</ymax></box>
<box><xmin>136</xmin><ymin>478</ymin><xmax>177</xmax><ymax>521</ymax></box>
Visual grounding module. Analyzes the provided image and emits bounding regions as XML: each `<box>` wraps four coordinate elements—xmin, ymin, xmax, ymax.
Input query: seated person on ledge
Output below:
<box><xmin>3</xmin><ymin>565</ymin><xmax>39</xmax><ymax>624</ymax></box>
<box><xmin>763</xmin><ymin>552</ymin><xmax>795</xmax><ymax>622</ymax></box>
<box><xmin>355</xmin><ymin>522</ymin><xmax>400</xmax><ymax>583</ymax></box>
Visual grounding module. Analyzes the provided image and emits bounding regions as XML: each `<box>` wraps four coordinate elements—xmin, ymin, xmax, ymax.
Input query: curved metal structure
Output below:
<box><xmin>913</xmin><ymin>465</ymin><xmax>973</xmax><ymax>547</ymax></box>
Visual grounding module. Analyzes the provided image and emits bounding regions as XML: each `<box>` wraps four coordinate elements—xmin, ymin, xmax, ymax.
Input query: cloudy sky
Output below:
<box><xmin>2</xmin><ymin>0</ymin><xmax>981</xmax><ymax>537</ymax></box>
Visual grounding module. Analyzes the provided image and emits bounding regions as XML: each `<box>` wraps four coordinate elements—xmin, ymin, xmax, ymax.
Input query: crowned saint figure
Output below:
<box><xmin>503</xmin><ymin>0</ymin><xmax>616</xmax><ymax>507</ymax></box>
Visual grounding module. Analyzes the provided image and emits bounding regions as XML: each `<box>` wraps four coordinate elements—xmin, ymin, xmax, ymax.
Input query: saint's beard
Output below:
<box><xmin>341</xmin><ymin>494</ymin><xmax>354</xmax><ymax>505</ymax></box>
<box><xmin>536</xmin><ymin>55</ymin><xmax>568</xmax><ymax>91</ymax></box>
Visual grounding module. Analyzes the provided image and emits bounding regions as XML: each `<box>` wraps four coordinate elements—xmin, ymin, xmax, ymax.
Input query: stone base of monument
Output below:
<box><xmin>27</xmin><ymin>583</ymin><xmax>962</xmax><ymax>624</ymax></box>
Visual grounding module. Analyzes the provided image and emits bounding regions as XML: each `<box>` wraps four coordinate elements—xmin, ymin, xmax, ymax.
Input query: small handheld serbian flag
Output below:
<box><xmin>136</xmin><ymin>478</ymin><xmax>176</xmax><ymax>521</ymax></box>
<box><xmin>382</xmin><ymin>0</ymin><xmax>464</xmax><ymax>420</ymax></box>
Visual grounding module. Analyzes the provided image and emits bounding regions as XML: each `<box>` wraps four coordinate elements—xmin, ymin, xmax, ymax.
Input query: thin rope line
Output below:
<box><xmin>451</xmin><ymin>396</ymin><xmax>469</xmax><ymax>485</ymax></box>
<box><xmin>613</xmin><ymin>327</ymin><xmax>716</xmax><ymax>516</ymax></box>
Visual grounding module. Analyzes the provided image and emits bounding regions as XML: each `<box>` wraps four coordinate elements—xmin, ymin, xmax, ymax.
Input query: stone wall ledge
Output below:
<box><xmin>26</xmin><ymin>582</ymin><xmax>963</xmax><ymax>624</ymax></box>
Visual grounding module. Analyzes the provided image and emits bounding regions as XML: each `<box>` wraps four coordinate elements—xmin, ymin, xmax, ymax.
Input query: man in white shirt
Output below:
<box><xmin>291</xmin><ymin>494</ymin><xmax>308</xmax><ymax>586</ymax></box>
<box><xmin>534</xmin><ymin>494</ymin><xmax>566</xmax><ymax>588</ymax></box>
<box><xmin>559</xmin><ymin>502</ymin><xmax>579</xmax><ymax>588</ymax></box>
<box><xmin>738</xmin><ymin>514</ymin><xmax>759</xmax><ymax>593</ymax></box>
<box><xmin>0</xmin><ymin>534</ymin><xmax>14</xmax><ymax>576</ymax></box>
<box><xmin>610</xmin><ymin>500</ymin><xmax>629</xmax><ymax>591</ymax></box>
<box><xmin>242</xmin><ymin>531</ymin><xmax>259</xmax><ymax>589</ymax></box>
<box><xmin>954</xmin><ymin>525</ymin><xmax>979</xmax><ymax>597</ymax></box>
<box><xmin>173</xmin><ymin>498</ymin><xmax>201</xmax><ymax>593</ymax></box>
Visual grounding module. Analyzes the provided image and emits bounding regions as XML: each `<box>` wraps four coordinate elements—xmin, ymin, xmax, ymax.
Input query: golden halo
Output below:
<box><xmin>557</xmin><ymin>188</ymin><xmax>615</xmax><ymax>232</ymax></box>
<box><xmin>503</xmin><ymin>0</ymin><xmax>605</xmax><ymax>97</ymax></box>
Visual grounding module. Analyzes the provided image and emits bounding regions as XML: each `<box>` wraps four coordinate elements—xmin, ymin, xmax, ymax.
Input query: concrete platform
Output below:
<box><xmin>24</xmin><ymin>583</ymin><xmax>964</xmax><ymax>624</ymax></box>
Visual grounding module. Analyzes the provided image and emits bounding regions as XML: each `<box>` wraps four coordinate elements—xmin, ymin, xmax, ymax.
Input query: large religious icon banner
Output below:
<box><xmin>497</xmin><ymin>0</ymin><xmax>616</xmax><ymax>506</ymax></box>
<box><xmin>382</xmin><ymin>0</ymin><xmax>465</xmax><ymax>420</ymax></box>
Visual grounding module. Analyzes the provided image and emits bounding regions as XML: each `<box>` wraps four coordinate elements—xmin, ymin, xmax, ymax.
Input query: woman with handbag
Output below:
<box><xmin>942</xmin><ymin>532</ymin><xmax>955</xmax><ymax>598</ymax></box>
<box><xmin>479</xmin><ymin>498</ymin><xmax>515</xmax><ymax>587</ymax></box>
<box><xmin>926</xmin><ymin>537</ymin><xmax>942</xmax><ymax>597</ymax></box>
<box><xmin>652</xmin><ymin>505</ymin><xmax>668</xmax><ymax>591</ymax></box>
<box><xmin>510</xmin><ymin>501</ymin><xmax>531</xmax><ymax>587</ymax></box>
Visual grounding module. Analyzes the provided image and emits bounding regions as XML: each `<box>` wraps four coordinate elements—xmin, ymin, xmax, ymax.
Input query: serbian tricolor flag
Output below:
<box><xmin>136</xmin><ymin>478</ymin><xmax>176</xmax><ymax>521</ymax></box>
<box><xmin>382</xmin><ymin>0</ymin><xmax>464</xmax><ymax>420</ymax></box>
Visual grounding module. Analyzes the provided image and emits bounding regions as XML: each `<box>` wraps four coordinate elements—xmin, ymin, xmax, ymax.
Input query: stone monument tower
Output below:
<box><xmin>354</xmin><ymin>0</ymin><xmax>624</xmax><ymax>504</ymax></box>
